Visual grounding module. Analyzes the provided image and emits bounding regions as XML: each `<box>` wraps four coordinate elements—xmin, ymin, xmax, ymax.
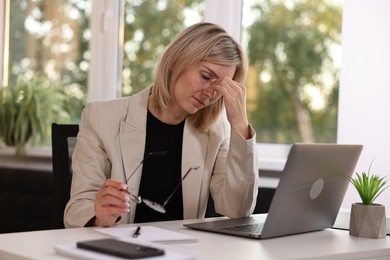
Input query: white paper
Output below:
<box><xmin>95</xmin><ymin>226</ymin><xmax>198</xmax><ymax>244</ymax></box>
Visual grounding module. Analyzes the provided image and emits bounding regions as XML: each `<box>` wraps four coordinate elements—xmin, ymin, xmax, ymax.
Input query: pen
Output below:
<box><xmin>132</xmin><ymin>226</ymin><xmax>141</xmax><ymax>238</ymax></box>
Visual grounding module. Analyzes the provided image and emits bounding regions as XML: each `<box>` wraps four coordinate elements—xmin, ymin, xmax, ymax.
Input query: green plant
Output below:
<box><xmin>349</xmin><ymin>162</ymin><xmax>388</xmax><ymax>205</ymax></box>
<box><xmin>0</xmin><ymin>75</ymin><xmax>71</xmax><ymax>155</ymax></box>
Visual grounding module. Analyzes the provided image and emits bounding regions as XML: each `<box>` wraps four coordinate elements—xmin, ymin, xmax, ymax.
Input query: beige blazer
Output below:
<box><xmin>64</xmin><ymin>87</ymin><xmax>258</xmax><ymax>228</ymax></box>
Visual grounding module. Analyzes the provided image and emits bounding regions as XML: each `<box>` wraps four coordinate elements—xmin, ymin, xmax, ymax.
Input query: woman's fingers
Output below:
<box><xmin>212</xmin><ymin>77</ymin><xmax>249</xmax><ymax>138</ymax></box>
<box><xmin>94</xmin><ymin>179</ymin><xmax>130</xmax><ymax>227</ymax></box>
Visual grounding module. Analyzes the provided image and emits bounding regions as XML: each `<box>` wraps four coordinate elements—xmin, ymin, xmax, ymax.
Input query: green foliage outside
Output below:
<box><xmin>8</xmin><ymin>0</ymin><xmax>89</xmax><ymax>124</ymax></box>
<box><xmin>246</xmin><ymin>0</ymin><xmax>342</xmax><ymax>143</ymax></box>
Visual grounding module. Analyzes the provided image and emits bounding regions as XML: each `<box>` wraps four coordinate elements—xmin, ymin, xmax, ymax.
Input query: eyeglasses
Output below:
<box><xmin>122</xmin><ymin>151</ymin><xmax>199</xmax><ymax>213</ymax></box>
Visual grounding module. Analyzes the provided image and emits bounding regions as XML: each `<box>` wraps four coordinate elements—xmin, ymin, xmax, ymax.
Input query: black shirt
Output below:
<box><xmin>134</xmin><ymin>110</ymin><xmax>185</xmax><ymax>223</ymax></box>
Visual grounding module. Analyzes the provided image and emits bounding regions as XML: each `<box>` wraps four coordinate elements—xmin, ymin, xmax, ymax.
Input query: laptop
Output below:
<box><xmin>184</xmin><ymin>143</ymin><xmax>363</xmax><ymax>239</ymax></box>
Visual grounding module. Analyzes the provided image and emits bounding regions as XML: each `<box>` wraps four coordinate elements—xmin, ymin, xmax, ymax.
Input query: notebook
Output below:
<box><xmin>184</xmin><ymin>143</ymin><xmax>363</xmax><ymax>239</ymax></box>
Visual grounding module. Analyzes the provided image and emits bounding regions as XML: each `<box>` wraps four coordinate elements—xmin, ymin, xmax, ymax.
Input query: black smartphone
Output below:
<box><xmin>76</xmin><ymin>238</ymin><xmax>165</xmax><ymax>259</ymax></box>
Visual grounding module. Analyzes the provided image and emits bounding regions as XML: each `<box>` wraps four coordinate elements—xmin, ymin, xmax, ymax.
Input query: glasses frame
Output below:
<box><xmin>122</xmin><ymin>151</ymin><xmax>199</xmax><ymax>213</ymax></box>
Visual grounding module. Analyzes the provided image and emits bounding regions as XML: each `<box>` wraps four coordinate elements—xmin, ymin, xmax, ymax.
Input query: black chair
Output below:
<box><xmin>205</xmin><ymin>187</ymin><xmax>275</xmax><ymax>217</ymax></box>
<box><xmin>51</xmin><ymin>123</ymin><xmax>79</xmax><ymax>229</ymax></box>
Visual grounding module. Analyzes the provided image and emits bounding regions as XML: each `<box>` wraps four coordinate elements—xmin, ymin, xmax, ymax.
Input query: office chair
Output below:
<box><xmin>205</xmin><ymin>187</ymin><xmax>275</xmax><ymax>217</ymax></box>
<box><xmin>51</xmin><ymin>123</ymin><xmax>79</xmax><ymax>229</ymax></box>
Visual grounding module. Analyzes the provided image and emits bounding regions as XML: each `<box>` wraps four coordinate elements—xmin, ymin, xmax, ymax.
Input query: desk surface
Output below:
<box><xmin>1</xmin><ymin>217</ymin><xmax>390</xmax><ymax>260</ymax></box>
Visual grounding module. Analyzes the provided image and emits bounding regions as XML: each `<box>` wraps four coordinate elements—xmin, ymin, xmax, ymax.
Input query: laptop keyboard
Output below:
<box><xmin>221</xmin><ymin>223</ymin><xmax>264</xmax><ymax>233</ymax></box>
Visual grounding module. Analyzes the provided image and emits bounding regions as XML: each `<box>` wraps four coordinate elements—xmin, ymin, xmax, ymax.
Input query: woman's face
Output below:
<box><xmin>171</xmin><ymin>61</ymin><xmax>236</xmax><ymax>118</ymax></box>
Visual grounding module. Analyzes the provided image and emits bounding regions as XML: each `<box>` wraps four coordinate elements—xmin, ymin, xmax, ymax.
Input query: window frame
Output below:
<box><xmin>88</xmin><ymin>0</ymin><xmax>123</xmax><ymax>102</ymax></box>
<box><xmin>0</xmin><ymin>0</ymin><xmax>10</xmax><ymax>87</ymax></box>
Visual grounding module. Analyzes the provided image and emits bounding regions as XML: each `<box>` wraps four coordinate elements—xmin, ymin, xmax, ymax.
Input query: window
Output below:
<box><xmin>242</xmin><ymin>0</ymin><xmax>342</xmax><ymax>144</ymax></box>
<box><xmin>5</xmin><ymin>0</ymin><xmax>89</xmax><ymax>122</ymax></box>
<box><xmin>1</xmin><ymin>0</ymin><xmax>342</xmax><ymax>166</ymax></box>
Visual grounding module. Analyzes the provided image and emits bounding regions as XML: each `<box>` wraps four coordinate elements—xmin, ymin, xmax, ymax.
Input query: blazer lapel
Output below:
<box><xmin>119</xmin><ymin>88</ymin><xmax>150</xmax><ymax>196</ymax></box>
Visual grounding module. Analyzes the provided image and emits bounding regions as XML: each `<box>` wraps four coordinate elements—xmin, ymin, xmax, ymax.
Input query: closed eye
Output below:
<box><xmin>202</xmin><ymin>74</ymin><xmax>211</xmax><ymax>81</ymax></box>
<box><xmin>201</xmin><ymin>71</ymin><xmax>214</xmax><ymax>82</ymax></box>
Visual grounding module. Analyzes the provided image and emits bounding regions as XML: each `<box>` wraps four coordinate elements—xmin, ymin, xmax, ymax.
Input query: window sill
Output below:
<box><xmin>0</xmin><ymin>146</ymin><xmax>52</xmax><ymax>172</ymax></box>
<box><xmin>257</xmin><ymin>143</ymin><xmax>290</xmax><ymax>171</ymax></box>
<box><xmin>257</xmin><ymin>143</ymin><xmax>291</xmax><ymax>189</ymax></box>
<box><xmin>0</xmin><ymin>143</ymin><xmax>291</xmax><ymax>178</ymax></box>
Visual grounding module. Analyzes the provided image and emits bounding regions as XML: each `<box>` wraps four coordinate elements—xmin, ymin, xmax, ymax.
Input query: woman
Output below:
<box><xmin>64</xmin><ymin>22</ymin><xmax>258</xmax><ymax>228</ymax></box>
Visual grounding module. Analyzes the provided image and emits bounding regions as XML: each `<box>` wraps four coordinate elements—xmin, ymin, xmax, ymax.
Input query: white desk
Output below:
<box><xmin>1</xmin><ymin>217</ymin><xmax>390</xmax><ymax>260</ymax></box>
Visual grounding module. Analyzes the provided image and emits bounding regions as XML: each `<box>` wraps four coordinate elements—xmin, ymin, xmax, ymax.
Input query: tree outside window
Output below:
<box><xmin>243</xmin><ymin>0</ymin><xmax>342</xmax><ymax>143</ymax></box>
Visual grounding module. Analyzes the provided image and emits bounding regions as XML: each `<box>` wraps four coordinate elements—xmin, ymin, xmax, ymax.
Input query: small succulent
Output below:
<box><xmin>349</xmin><ymin>161</ymin><xmax>388</xmax><ymax>205</ymax></box>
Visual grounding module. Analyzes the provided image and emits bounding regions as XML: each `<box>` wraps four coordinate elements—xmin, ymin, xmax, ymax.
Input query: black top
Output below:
<box><xmin>134</xmin><ymin>110</ymin><xmax>185</xmax><ymax>223</ymax></box>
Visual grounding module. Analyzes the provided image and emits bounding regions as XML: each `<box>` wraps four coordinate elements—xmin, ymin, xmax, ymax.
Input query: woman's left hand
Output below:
<box><xmin>213</xmin><ymin>77</ymin><xmax>251</xmax><ymax>139</ymax></box>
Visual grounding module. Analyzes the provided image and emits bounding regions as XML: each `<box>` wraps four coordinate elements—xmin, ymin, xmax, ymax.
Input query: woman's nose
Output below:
<box><xmin>202</xmin><ymin>85</ymin><xmax>216</xmax><ymax>98</ymax></box>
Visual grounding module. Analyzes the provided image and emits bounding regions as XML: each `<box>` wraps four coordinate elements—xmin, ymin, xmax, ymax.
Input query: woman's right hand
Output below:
<box><xmin>94</xmin><ymin>179</ymin><xmax>130</xmax><ymax>227</ymax></box>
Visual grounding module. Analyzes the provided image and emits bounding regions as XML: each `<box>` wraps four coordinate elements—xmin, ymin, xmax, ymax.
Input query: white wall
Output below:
<box><xmin>338</xmin><ymin>0</ymin><xmax>390</xmax><ymax>214</ymax></box>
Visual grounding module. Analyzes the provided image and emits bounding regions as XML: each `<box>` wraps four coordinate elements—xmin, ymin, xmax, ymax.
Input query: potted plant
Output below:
<box><xmin>349</xmin><ymin>161</ymin><xmax>388</xmax><ymax>238</ymax></box>
<box><xmin>0</xmin><ymin>75</ymin><xmax>71</xmax><ymax>155</ymax></box>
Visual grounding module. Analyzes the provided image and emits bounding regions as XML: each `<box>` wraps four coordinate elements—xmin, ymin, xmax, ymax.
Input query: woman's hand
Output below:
<box><xmin>94</xmin><ymin>179</ymin><xmax>130</xmax><ymax>227</ymax></box>
<box><xmin>213</xmin><ymin>77</ymin><xmax>251</xmax><ymax>139</ymax></box>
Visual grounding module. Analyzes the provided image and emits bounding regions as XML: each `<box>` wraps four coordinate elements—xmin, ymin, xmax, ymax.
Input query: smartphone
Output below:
<box><xmin>76</xmin><ymin>238</ymin><xmax>165</xmax><ymax>259</ymax></box>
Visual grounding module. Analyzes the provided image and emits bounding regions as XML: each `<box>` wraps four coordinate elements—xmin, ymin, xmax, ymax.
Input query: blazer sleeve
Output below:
<box><xmin>210</xmin><ymin>124</ymin><xmax>259</xmax><ymax>218</ymax></box>
<box><xmin>64</xmin><ymin>102</ymin><xmax>112</xmax><ymax>228</ymax></box>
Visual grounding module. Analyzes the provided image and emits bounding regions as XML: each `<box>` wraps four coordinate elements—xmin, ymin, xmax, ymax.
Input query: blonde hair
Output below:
<box><xmin>149</xmin><ymin>22</ymin><xmax>248</xmax><ymax>132</ymax></box>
